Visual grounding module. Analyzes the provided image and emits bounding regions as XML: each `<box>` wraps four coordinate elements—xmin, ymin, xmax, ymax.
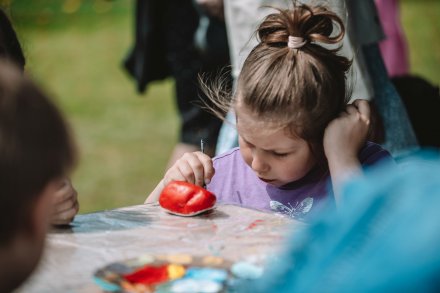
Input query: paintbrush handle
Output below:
<box><xmin>200</xmin><ymin>139</ymin><xmax>206</xmax><ymax>188</ymax></box>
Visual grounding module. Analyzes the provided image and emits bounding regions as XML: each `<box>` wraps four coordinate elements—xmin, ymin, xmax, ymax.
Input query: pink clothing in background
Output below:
<box><xmin>375</xmin><ymin>0</ymin><xmax>409</xmax><ymax>77</ymax></box>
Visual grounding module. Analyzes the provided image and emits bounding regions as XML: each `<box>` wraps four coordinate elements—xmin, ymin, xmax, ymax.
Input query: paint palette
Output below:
<box><xmin>93</xmin><ymin>254</ymin><xmax>263</xmax><ymax>293</ymax></box>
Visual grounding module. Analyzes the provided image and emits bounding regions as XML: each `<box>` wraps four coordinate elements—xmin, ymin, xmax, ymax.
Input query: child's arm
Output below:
<box><xmin>51</xmin><ymin>178</ymin><xmax>79</xmax><ymax>225</ymax></box>
<box><xmin>324</xmin><ymin>99</ymin><xmax>371</xmax><ymax>204</ymax></box>
<box><xmin>145</xmin><ymin>151</ymin><xmax>215</xmax><ymax>203</ymax></box>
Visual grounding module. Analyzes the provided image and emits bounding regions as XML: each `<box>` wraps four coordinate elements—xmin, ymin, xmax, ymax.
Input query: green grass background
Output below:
<box><xmin>4</xmin><ymin>0</ymin><xmax>440</xmax><ymax>213</ymax></box>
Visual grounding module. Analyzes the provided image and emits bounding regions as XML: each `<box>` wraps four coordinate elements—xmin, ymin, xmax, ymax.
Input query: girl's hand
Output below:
<box><xmin>51</xmin><ymin>178</ymin><xmax>79</xmax><ymax>225</ymax></box>
<box><xmin>145</xmin><ymin>152</ymin><xmax>214</xmax><ymax>203</ymax></box>
<box><xmin>324</xmin><ymin>99</ymin><xmax>371</xmax><ymax>161</ymax></box>
<box><xmin>324</xmin><ymin>99</ymin><xmax>371</xmax><ymax>204</ymax></box>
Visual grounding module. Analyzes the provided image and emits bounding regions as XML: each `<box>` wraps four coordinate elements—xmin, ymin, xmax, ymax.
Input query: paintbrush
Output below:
<box><xmin>200</xmin><ymin>139</ymin><xmax>206</xmax><ymax>188</ymax></box>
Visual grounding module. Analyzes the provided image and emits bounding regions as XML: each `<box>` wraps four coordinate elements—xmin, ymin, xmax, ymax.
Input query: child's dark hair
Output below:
<box><xmin>0</xmin><ymin>61</ymin><xmax>76</xmax><ymax>243</ymax></box>
<box><xmin>205</xmin><ymin>2</ymin><xmax>352</xmax><ymax>155</ymax></box>
<box><xmin>0</xmin><ymin>8</ymin><xmax>25</xmax><ymax>70</ymax></box>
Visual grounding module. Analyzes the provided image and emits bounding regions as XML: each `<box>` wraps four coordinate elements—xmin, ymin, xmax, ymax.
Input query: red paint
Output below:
<box><xmin>159</xmin><ymin>181</ymin><xmax>216</xmax><ymax>215</ymax></box>
<box><xmin>123</xmin><ymin>265</ymin><xmax>169</xmax><ymax>285</ymax></box>
<box><xmin>246</xmin><ymin>219</ymin><xmax>264</xmax><ymax>230</ymax></box>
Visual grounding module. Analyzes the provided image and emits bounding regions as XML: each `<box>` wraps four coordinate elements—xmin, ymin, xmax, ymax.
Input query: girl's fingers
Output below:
<box><xmin>165</xmin><ymin>163</ymin><xmax>192</xmax><ymax>185</ymax></box>
<box><xmin>343</xmin><ymin>100</ymin><xmax>370</xmax><ymax>125</ymax></box>
<box><xmin>195</xmin><ymin>152</ymin><xmax>214</xmax><ymax>183</ymax></box>
<box><xmin>345</xmin><ymin>104</ymin><xmax>358</xmax><ymax>114</ymax></box>
<box><xmin>52</xmin><ymin>201</ymin><xmax>79</xmax><ymax>225</ymax></box>
<box><xmin>164</xmin><ymin>152</ymin><xmax>214</xmax><ymax>187</ymax></box>
<box><xmin>53</xmin><ymin>189</ymin><xmax>71</xmax><ymax>205</ymax></box>
<box><xmin>53</xmin><ymin>192</ymin><xmax>78</xmax><ymax>214</ymax></box>
<box><xmin>184</xmin><ymin>152</ymin><xmax>209</xmax><ymax>186</ymax></box>
<box><xmin>352</xmin><ymin>99</ymin><xmax>371</xmax><ymax>121</ymax></box>
<box><xmin>177</xmin><ymin>159</ymin><xmax>197</xmax><ymax>184</ymax></box>
<box><xmin>53</xmin><ymin>180</ymin><xmax>77</xmax><ymax>204</ymax></box>
<box><xmin>165</xmin><ymin>152</ymin><xmax>200</xmax><ymax>184</ymax></box>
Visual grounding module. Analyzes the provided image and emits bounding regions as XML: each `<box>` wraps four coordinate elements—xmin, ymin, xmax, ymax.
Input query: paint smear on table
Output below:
<box><xmin>246</xmin><ymin>219</ymin><xmax>264</xmax><ymax>230</ymax></box>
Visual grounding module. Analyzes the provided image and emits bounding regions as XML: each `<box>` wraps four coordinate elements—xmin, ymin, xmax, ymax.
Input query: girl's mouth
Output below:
<box><xmin>259</xmin><ymin>177</ymin><xmax>276</xmax><ymax>183</ymax></box>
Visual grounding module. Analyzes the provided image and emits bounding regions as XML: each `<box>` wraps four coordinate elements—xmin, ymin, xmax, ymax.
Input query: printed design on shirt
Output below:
<box><xmin>270</xmin><ymin>197</ymin><xmax>313</xmax><ymax>219</ymax></box>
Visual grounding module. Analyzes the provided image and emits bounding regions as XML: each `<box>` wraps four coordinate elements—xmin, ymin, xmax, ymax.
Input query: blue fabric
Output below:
<box><xmin>238</xmin><ymin>150</ymin><xmax>440</xmax><ymax>293</ymax></box>
<box><xmin>363</xmin><ymin>44</ymin><xmax>419</xmax><ymax>156</ymax></box>
<box><xmin>215</xmin><ymin>110</ymin><xmax>238</xmax><ymax>155</ymax></box>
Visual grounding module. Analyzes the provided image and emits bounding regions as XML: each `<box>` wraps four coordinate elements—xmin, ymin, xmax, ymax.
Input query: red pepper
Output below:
<box><xmin>159</xmin><ymin>181</ymin><xmax>216</xmax><ymax>216</ymax></box>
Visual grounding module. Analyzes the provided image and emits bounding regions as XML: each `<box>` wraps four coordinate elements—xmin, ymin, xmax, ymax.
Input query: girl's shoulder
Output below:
<box><xmin>212</xmin><ymin>147</ymin><xmax>249</xmax><ymax>174</ymax></box>
<box><xmin>212</xmin><ymin>147</ymin><xmax>241</xmax><ymax>163</ymax></box>
<box><xmin>359</xmin><ymin>141</ymin><xmax>394</xmax><ymax>166</ymax></box>
<box><xmin>362</xmin><ymin>141</ymin><xmax>386</xmax><ymax>151</ymax></box>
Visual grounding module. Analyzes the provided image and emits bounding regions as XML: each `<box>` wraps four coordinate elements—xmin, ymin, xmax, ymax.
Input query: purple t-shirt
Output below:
<box><xmin>207</xmin><ymin>142</ymin><xmax>392</xmax><ymax>221</ymax></box>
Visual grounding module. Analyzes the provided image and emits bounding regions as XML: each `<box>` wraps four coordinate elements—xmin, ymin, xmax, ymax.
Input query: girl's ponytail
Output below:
<box><xmin>257</xmin><ymin>4</ymin><xmax>345</xmax><ymax>52</ymax></box>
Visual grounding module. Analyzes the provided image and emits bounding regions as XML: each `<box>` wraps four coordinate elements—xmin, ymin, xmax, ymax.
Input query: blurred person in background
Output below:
<box><xmin>123</xmin><ymin>0</ymin><xmax>232</xmax><ymax>169</ymax></box>
<box><xmin>374</xmin><ymin>0</ymin><xmax>440</xmax><ymax>149</ymax></box>
<box><xmin>375</xmin><ymin>0</ymin><xmax>409</xmax><ymax>78</ymax></box>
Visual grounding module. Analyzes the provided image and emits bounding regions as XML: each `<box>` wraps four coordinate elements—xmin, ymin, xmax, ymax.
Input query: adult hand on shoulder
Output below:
<box><xmin>51</xmin><ymin>178</ymin><xmax>79</xmax><ymax>226</ymax></box>
<box><xmin>145</xmin><ymin>152</ymin><xmax>215</xmax><ymax>203</ymax></box>
<box><xmin>324</xmin><ymin>99</ymin><xmax>371</xmax><ymax>160</ymax></box>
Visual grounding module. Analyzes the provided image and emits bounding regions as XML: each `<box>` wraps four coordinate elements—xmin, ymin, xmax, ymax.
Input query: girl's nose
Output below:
<box><xmin>251</xmin><ymin>150</ymin><xmax>269</xmax><ymax>173</ymax></box>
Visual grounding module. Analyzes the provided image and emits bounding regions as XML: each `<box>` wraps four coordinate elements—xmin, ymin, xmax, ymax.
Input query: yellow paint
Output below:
<box><xmin>167</xmin><ymin>264</ymin><xmax>186</xmax><ymax>279</ymax></box>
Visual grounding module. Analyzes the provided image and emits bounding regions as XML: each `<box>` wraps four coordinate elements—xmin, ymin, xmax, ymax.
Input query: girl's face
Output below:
<box><xmin>236</xmin><ymin>102</ymin><xmax>317</xmax><ymax>187</ymax></box>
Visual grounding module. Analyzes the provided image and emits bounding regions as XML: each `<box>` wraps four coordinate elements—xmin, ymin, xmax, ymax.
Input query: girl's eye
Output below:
<box><xmin>272</xmin><ymin>152</ymin><xmax>289</xmax><ymax>157</ymax></box>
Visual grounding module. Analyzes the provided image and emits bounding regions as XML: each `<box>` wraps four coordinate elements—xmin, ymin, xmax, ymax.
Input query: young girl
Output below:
<box><xmin>146</xmin><ymin>2</ymin><xmax>392</xmax><ymax>220</ymax></box>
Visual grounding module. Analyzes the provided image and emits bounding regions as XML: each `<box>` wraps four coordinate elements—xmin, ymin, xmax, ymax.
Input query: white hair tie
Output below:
<box><xmin>287</xmin><ymin>36</ymin><xmax>307</xmax><ymax>49</ymax></box>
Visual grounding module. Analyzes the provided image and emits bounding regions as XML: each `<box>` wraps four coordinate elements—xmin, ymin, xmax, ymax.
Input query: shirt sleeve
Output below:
<box><xmin>359</xmin><ymin>141</ymin><xmax>394</xmax><ymax>167</ymax></box>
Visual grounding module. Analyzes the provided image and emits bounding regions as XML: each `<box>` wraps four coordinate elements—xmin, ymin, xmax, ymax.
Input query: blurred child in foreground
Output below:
<box><xmin>0</xmin><ymin>7</ymin><xmax>79</xmax><ymax>225</ymax></box>
<box><xmin>240</xmin><ymin>150</ymin><xmax>440</xmax><ymax>292</ymax></box>
<box><xmin>0</xmin><ymin>61</ymin><xmax>77</xmax><ymax>292</ymax></box>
